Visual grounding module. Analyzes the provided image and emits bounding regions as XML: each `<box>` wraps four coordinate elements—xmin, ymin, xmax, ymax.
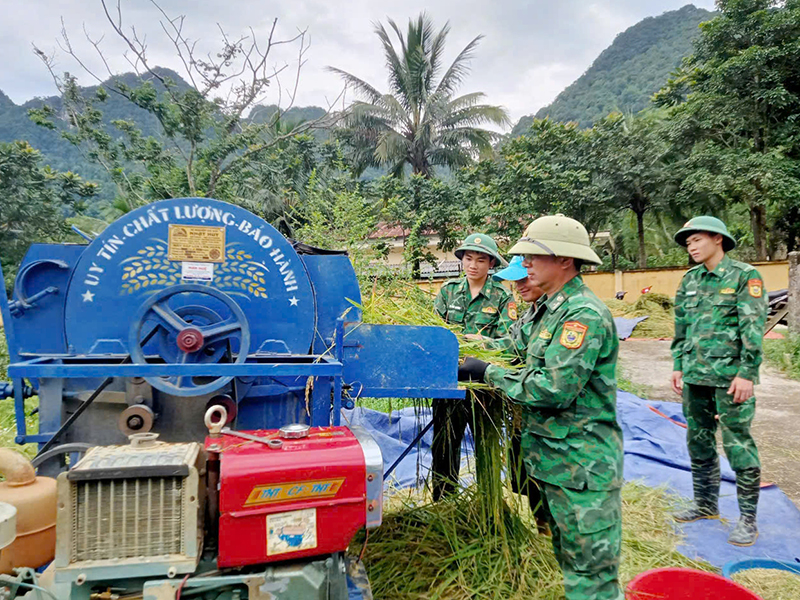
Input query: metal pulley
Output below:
<box><xmin>118</xmin><ymin>405</ymin><xmax>155</xmax><ymax>436</ymax></box>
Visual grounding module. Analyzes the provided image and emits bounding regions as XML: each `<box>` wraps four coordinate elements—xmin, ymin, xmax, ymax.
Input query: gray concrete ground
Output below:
<box><xmin>618</xmin><ymin>339</ymin><xmax>800</xmax><ymax>508</ymax></box>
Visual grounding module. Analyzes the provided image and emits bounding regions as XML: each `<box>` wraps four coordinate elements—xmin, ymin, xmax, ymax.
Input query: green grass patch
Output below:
<box><xmin>616</xmin><ymin>364</ymin><xmax>652</xmax><ymax>399</ymax></box>
<box><xmin>763</xmin><ymin>336</ymin><xmax>800</xmax><ymax>380</ymax></box>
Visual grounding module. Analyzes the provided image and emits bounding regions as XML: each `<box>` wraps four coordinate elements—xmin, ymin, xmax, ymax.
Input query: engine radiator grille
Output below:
<box><xmin>71</xmin><ymin>477</ymin><xmax>185</xmax><ymax>561</ymax></box>
<box><xmin>55</xmin><ymin>439</ymin><xmax>203</xmax><ymax>577</ymax></box>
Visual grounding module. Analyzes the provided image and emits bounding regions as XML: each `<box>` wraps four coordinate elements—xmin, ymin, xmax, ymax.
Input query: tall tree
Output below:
<box><xmin>329</xmin><ymin>14</ymin><xmax>509</xmax><ymax>177</ymax></box>
<box><xmin>467</xmin><ymin>118</ymin><xmax>608</xmax><ymax>242</ymax></box>
<box><xmin>592</xmin><ymin>112</ymin><xmax>673</xmax><ymax>269</ymax></box>
<box><xmin>655</xmin><ymin>0</ymin><xmax>800</xmax><ymax>259</ymax></box>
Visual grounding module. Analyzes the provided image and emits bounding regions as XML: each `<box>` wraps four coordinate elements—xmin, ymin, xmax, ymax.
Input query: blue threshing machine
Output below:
<box><xmin>0</xmin><ymin>197</ymin><xmax>464</xmax><ymax>600</ymax></box>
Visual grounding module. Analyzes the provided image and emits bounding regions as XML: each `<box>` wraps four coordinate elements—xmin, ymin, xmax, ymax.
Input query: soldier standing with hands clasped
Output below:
<box><xmin>671</xmin><ymin>216</ymin><xmax>768</xmax><ymax>546</ymax></box>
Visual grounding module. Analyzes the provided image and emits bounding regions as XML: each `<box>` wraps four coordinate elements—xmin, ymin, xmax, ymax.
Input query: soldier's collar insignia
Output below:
<box><xmin>560</xmin><ymin>321</ymin><xmax>588</xmax><ymax>349</ymax></box>
<box><xmin>539</xmin><ymin>329</ymin><xmax>552</xmax><ymax>340</ymax></box>
<box><xmin>720</xmin><ymin>288</ymin><xmax>736</xmax><ymax>294</ymax></box>
<box><xmin>481</xmin><ymin>306</ymin><xmax>497</xmax><ymax>314</ymax></box>
<box><xmin>748</xmin><ymin>279</ymin><xmax>763</xmax><ymax>298</ymax></box>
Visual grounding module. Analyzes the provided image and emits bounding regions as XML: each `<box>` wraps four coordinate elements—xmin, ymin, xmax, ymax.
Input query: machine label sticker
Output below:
<box><xmin>245</xmin><ymin>478</ymin><xmax>345</xmax><ymax>506</ymax></box>
<box><xmin>267</xmin><ymin>508</ymin><xmax>318</xmax><ymax>556</ymax></box>
<box><xmin>168</xmin><ymin>225</ymin><xmax>226</xmax><ymax>263</ymax></box>
<box><xmin>181</xmin><ymin>261</ymin><xmax>214</xmax><ymax>282</ymax></box>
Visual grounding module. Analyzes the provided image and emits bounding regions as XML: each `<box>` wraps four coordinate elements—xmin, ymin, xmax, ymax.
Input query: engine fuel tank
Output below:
<box><xmin>212</xmin><ymin>425</ymin><xmax>382</xmax><ymax>568</ymax></box>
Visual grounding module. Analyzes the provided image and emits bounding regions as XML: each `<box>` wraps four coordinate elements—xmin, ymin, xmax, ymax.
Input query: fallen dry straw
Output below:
<box><xmin>731</xmin><ymin>568</ymin><xmax>800</xmax><ymax>600</ymax></box>
<box><xmin>354</xmin><ymin>482</ymin><xmax>714</xmax><ymax>600</ymax></box>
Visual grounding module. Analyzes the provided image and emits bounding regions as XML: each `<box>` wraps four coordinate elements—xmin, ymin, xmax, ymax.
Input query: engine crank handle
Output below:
<box><xmin>220</xmin><ymin>427</ymin><xmax>282</xmax><ymax>449</ymax></box>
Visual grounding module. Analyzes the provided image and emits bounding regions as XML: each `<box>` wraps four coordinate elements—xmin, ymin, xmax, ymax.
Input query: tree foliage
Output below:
<box><xmin>0</xmin><ymin>141</ymin><xmax>98</xmax><ymax>287</ymax></box>
<box><xmin>329</xmin><ymin>13</ymin><xmax>509</xmax><ymax>177</ymax></box>
<box><xmin>656</xmin><ymin>0</ymin><xmax>800</xmax><ymax>259</ymax></box>
<box><xmin>27</xmin><ymin>0</ymin><xmax>339</xmax><ymax>221</ymax></box>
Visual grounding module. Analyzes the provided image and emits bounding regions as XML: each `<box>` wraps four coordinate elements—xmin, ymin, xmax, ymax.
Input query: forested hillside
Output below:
<box><xmin>0</xmin><ymin>68</ymin><xmax>327</xmax><ymax>205</ymax></box>
<box><xmin>511</xmin><ymin>4</ymin><xmax>713</xmax><ymax>134</ymax></box>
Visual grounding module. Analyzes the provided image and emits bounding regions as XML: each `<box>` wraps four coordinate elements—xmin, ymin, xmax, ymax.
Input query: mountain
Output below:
<box><xmin>0</xmin><ymin>68</ymin><xmax>328</xmax><ymax>206</ymax></box>
<box><xmin>511</xmin><ymin>4</ymin><xmax>714</xmax><ymax>135</ymax></box>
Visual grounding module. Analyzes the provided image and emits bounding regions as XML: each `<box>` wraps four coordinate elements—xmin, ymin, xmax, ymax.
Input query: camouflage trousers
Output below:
<box><xmin>538</xmin><ymin>481</ymin><xmax>623</xmax><ymax>600</ymax></box>
<box><xmin>682</xmin><ymin>383</ymin><xmax>760</xmax><ymax>471</ymax></box>
<box><xmin>508</xmin><ymin>405</ymin><xmax>549</xmax><ymax>523</ymax></box>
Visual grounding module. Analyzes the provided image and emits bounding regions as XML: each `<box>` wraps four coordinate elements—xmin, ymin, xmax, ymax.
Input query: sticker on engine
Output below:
<box><xmin>168</xmin><ymin>224</ymin><xmax>226</xmax><ymax>263</ymax></box>
<box><xmin>181</xmin><ymin>261</ymin><xmax>214</xmax><ymax>282</ymax></box>
<box><xmin>267</xmin><ymin>508</ymin><xmax>317</xmax><ymax>556</ymax></box>
<box><xmin>245</xmin><ymin>478</ymin><xmax>345</xmax><ymax>506</ymax></box>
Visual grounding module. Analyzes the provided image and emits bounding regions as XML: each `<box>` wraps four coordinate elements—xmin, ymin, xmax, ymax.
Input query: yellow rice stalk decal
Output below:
<box><xmin>120</xmin><ymin>241</ymin><xmax>269</xmax><ymax>299</ymax></box>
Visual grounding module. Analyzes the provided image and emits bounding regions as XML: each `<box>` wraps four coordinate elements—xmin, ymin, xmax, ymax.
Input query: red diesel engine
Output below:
<box><xmin>207</xmin><ymin>423</ymin><xmax>383</xmax><ymax>568</ymax></box>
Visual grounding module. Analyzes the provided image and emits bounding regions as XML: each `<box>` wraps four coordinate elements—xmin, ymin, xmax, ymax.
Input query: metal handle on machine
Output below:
<box><xmin>220</xmin><ymin>427</ymin><xmax>283</xmax><ymax>449</ymax></box>
<box><xmin>8</xmin><ymin>259</ymin><xmax>69</xmax><ymax>317</ymax></box>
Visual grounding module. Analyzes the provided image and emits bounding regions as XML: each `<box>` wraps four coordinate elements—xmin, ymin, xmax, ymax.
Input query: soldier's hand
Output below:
<box><xmin>727</xmin><ymin>376</ymin><xmax>754</xmax><ymax>404</ymax></box>
<box><xmin>464</xmin><ymin>334</ymin><xmax>485</xmax><ymax>342</ymax></box>
<box><xmin>458</xmin><ymin>357</ymin><xmax>489</xmax><ymax>383</ymax></box>
<box><xmin>671</xmin><ymin>371</ymin><xmax>683</xmax><ymax>396</ymax></box>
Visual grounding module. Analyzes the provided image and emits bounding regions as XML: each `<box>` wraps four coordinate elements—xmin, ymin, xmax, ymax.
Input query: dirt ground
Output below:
<box><xmin>619</xmin><ymin>339</ymin><xmax>800</xmax><ymax>508</ymax></box>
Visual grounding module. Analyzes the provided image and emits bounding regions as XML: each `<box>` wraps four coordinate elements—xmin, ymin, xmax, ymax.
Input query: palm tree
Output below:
<box><xmin>328</xmin><ymin>14</ymin><xmax>509</xmax><ymax>178</ymax></box>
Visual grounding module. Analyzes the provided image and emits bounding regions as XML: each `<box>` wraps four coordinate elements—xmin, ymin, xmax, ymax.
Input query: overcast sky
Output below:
<box><xmin>1</xmin><ymin>0</ymin><xmax>716</xmax><ymax>127</ymax></box>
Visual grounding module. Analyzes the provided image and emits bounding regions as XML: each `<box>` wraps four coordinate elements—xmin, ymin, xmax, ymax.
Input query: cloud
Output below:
<box><xmin>1</xmin><ymin>0</ymin><xmax>717</xmax><ymax>124</ymax></box>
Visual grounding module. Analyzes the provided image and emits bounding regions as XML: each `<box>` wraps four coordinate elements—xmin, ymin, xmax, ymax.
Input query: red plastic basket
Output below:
<box><xmin>626</xmin><ymin>568</ymin><xmax>762</xmax><ymax>599</ymax></box>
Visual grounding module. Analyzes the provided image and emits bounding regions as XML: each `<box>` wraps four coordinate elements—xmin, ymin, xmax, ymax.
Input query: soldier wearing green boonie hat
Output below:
<box><xmin>457</xmin><ymin>215</ymin><xmax>623</xmax><ymax>600</ymax></box>
<box><xmin>670</xmin><ymin>216</ymin><xmax>767</xmax><ymax>547</ymax></box>
<box><xmin>431</xmin><ymin>232</ymin><xmax>516</xmax><ymax>500</ymax></box>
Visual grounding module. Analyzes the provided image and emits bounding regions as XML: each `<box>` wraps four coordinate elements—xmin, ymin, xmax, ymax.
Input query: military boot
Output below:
<box><xmin>674</xmin><ymin>457</ymin><xmax>720</xmax><ymax>523</ymax></box>
<box><xmin>729</xmin><ymin>467</ymin><xmax>760</xmax><ymax>546</ymax></box>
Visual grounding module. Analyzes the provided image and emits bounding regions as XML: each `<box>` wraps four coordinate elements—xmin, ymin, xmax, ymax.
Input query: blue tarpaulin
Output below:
<box><xmin>614</xmin><ymin>316</ymin><xmax>648</xmax><ymax>340</ymax></box>
<box><xmin>343</xmin><ymin>391</ymin><xmax>800</xmax><ymax>569</ymax></box>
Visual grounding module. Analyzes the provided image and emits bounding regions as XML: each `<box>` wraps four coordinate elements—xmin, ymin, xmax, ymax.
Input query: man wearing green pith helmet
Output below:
<box><xmin>458</xmin><ymin>215</ymin><xmax>624</xmax><ymax>600</ymax></box>
<box><xmin>431</xmin><ymin>232</ymin><xmax>516</xmax><ymax>500</ymax></box>
<box><xmin>671</xmin><ymin>216</ymin><xmax>767</xmax><ymax>547</ymax></box>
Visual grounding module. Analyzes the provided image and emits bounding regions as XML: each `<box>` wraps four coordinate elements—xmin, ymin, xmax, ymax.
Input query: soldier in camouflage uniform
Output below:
<box><xmin>431</xmin><ymin>233</ymin><xmax>516</xmax><ymax>500</ymax></box>
<box><xmin>671</xmin><ymin>216</ymin><xmax>767</xmax><ymax>547</ymax></box>
<box><xmin>459</xmin><ymin>216</ymin><xmax>623</xmax><ymax>600</ymax></box>
<box><xmin>488</xmin><ymin>256</ymin><xmax>550</xmax><ymax>534</ymax></box>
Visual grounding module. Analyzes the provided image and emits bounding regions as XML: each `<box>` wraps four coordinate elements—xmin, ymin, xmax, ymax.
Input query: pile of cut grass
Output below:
<box><xmin>354</xmin><ymin>482</ymin><xmax>714</xmax><ymax>600</ymax></box>
<box><xmin>606</xmin><ymin>293</ymin><xmax>675</xmax><ymax>339</ymax></box>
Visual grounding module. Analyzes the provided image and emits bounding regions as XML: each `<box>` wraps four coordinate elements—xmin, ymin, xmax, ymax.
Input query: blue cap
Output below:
<box><xmin>493</xmin><ymin>255</ymin><xmax>528</xmax><ymax>281</ymax></box>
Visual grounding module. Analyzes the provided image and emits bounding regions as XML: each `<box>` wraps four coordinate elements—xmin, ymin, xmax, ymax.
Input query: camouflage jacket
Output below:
<box><xmin>484</xmin><ymin>276</ymin><xmax>623</xmax><ymax>491</ymax></box>
<box><xmin>671</xmin><ymin>255</ymin><xmax>767</xmax><ymax>387</ymax></box>
<box><xmin>488</xmin><ymin>304</ymin><xmax>536</xmax><ymax>360</ymax></box>
<box><xmin>434</xmin><ymin>277</ymin><xmax>516</xmax><ymax>338</ymax></box>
